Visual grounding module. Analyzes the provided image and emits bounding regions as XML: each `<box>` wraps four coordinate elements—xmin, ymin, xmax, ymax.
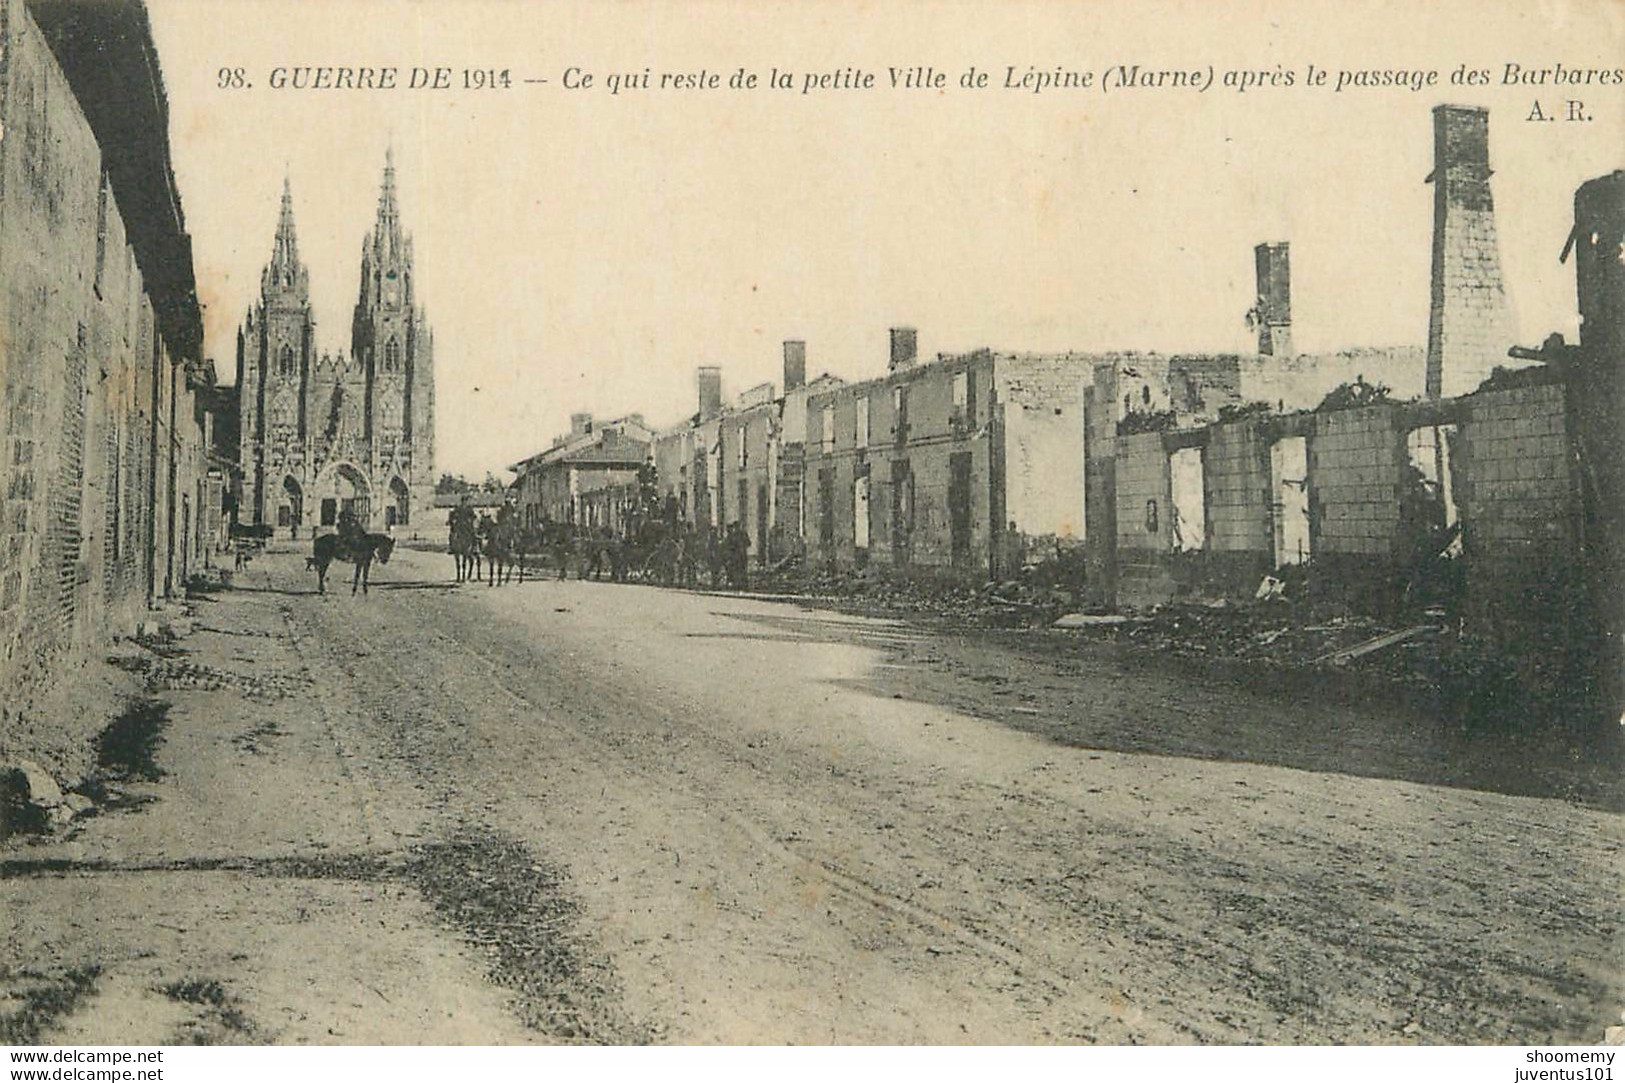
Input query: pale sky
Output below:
<box><xmin>145</xmin><ymin>0</ymin><xmax>1623</xmax><ymax>478</ymax></box>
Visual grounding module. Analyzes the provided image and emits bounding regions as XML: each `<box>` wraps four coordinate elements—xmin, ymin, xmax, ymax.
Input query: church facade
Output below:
<box><xmin>236</xmin><ymin>152</ymin><xmax>435</xmax><ymax>535</ymax></box>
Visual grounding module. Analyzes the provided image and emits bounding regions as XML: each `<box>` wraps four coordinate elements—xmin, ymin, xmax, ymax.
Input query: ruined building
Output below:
<box><xmin>1557</xmin><ymin>171</ymin><xmax>1625</xmax><ymax>719</ymax></box>
<box><xmin>237</xmin><ymin>154</ymin><xmax>436</xmax><ymax>535</ymax></box>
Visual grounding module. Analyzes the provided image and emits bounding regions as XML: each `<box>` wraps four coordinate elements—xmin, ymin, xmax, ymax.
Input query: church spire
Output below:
<box><xmin>374</xmin><ymin>146</ymin><xmax>401</xmax><ymax>261</ymax></box>
<box><xmin>262</xmin><ymin>173</ymin><xmax>308</xmax><ymax>300</ymax></box>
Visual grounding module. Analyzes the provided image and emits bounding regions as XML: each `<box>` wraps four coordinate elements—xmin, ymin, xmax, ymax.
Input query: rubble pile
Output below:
<box><xmin>759</xmin><ymin>566</ymin><xmax>1080</xmax><ymax>628</ymax></box>
<box><xmin>742</xmin><ymin>563</ymin><xmax>1521</xmax><ymax>709</ymax></box>
<box><xmin>112</xmin><ymin>648</ymin><xmax>309</xmax><ymax>703</ymax></box>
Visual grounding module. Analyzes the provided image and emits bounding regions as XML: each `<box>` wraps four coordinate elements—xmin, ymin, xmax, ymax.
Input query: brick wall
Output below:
<box><xmin>1113</xmin><ymin>431</ymin><xmax>1174</xmax><ymax>608</ymax></box>
<box><xmin>802</xmin><ymin>355</ymin><xmax>1002</xmax><ymax>580</ymax></box>
<box><xmin>0</xmin><ymin>0</ymin><xmax>208</xmax><ymax>770</ymax></box>
<box><xmin>1455</xmin><ymin>383</ymin><xmax>1579</xmax><ymax>671</ymax></box>
<box><xmin>996</xmin><ymin>353</ymin><xmax>1092</xmax><ymax>545</ymax></box>
<box><xmin>1309</xmin><ymin>404</ymin><xmax>1404</xmax><ymax>557</ymax></box>
<box><xmin>1201</xmin><ymin>418</ymin><xmax>1273</xmax><ymax>596</ymax></box>
<box><xmin>1303</xmin><ymin>404</ymin><xmax>1406</xmax><ymax>612</ymax></box>
<box><xmin>1239</xmin><ymin>346</ymin><xmax>1427</xmax><ymax>412</ymax></box>
<box><xmin>716</xmin><ymin>403</ymin><xmax>777</xmax><ymax>562</ymax></box>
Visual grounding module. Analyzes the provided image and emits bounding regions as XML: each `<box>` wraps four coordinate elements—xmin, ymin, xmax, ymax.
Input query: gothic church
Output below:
<box><xmin>236</xmin><ymin>151</ymin><xmax>435</xmax><ymax>535</ymax></box>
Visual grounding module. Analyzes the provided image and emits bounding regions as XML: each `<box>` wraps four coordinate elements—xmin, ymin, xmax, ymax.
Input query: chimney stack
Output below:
<box><xmin>697</xmin><ymin>366</ymin><xmax>723</xmax><ymax>421</ymax></box>
<box><xmin>570</xmin><ymin>412</ymin><xmax>593</xmax><ymax>436</ymax></box>
<box><xmin>1253</xmin><ymin>242</ymin><xmax>1293</xmax><ymax>358</ymax></box>
<box><xmin>1426</xmin><ymin>105</ymin><xmax>1515</xmax><ymax>399</ymax></box>
<box><xmin>888</xmin><ymin>327</ymin><xmax>918</xmax><ymax>372</ymax></box>
<box><xmin>783</xmin><ymin>340</ymin><xmax>807</xmax><ymax>392</ymax></box>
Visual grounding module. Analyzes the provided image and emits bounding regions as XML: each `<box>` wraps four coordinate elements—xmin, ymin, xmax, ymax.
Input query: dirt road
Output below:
<box><xmin>2</xmin><ymin>545</ymin><xmax>1618</xmax><ymax>1044</ymax></box>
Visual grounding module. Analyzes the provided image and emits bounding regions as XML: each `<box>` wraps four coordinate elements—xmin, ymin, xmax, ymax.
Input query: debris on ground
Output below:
<box><xmin>0</xmin><ymin>760</ymin><xmax>70</xmax><ymax>837</ymax></box>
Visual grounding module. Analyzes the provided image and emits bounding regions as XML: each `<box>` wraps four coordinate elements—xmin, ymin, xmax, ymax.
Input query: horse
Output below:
<box><xmin>539</xmin><ymin>520</ymin><xmax>575</xmax><ymax>580</ymax></box>
<box><xmin>624</xmin><ymin>519</ymin><xmax>687</xmax><ymax>586</ymax></box>
<box><xmin>449</xmin><ymin>515</ymin><xmax>480</xmax><ymax>583</ymax></box>
<box><xmin>311</xmin><ymin>531</ymin><xmax>396</xmax><ymax>595</ymax></box>
<box><xmin>578</xmin><ymin>527</ymin><xmax>625</xmax><ymax>582</ymax></box>
<box><xmin>509</xmin><ymin>526</ymin><xmax>536</xmax><ymax>584</ymax></box>
<box><xmin>479</xmin><ymin>515</ymin><xmax>522</xmax><ymax>586</ymax></box>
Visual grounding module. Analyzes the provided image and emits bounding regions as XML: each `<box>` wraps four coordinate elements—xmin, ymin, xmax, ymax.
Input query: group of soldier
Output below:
<box><xmin>444</xmin><ymin>491</ymin><xmax>756</xmax><ymax>590</ymax></box>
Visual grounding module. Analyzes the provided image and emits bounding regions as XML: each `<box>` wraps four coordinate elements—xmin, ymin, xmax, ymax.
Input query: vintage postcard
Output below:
<box><xmin>0</xmin><ymin>0</ymin><xmax>1621</xmax><ymax>1067</ymax></box>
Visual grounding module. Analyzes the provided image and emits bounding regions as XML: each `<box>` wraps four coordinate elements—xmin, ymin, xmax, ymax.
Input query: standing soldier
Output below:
<box><xmin>725</xmin><ymin>522</ymin><xmax>749</xmax><ymax>589</ymax></box>
<box><xmin>336</xmin><ymin>506</ymin><xmax>366</xmax><ymax>558</ymax></box>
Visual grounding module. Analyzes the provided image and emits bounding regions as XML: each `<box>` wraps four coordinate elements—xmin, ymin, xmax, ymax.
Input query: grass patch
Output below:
<box><xmin>94</xmin><ymin>698</ymin><xmax>170</xmax><ymax>783</ymax></box>
<box><xmin>0</xmin><ymin>966</ymin><xmax>100</xmax><ymax>1044</ymax></box>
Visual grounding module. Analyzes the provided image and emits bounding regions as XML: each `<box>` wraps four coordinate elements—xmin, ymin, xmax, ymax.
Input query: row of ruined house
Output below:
<box><xmin>514</xmin><ymin>187</ymin><xmax>1620</xmax><ymax>713</ymax></box>
<box><xmin>508</xmin><ymin>108</ymin><xmax>1620</xmax><ymax>712</ymax></box>
<box><xmin>518</xmin><ymin>323</ymin><xmax>1575</xmax><ymax>632</ymax></box>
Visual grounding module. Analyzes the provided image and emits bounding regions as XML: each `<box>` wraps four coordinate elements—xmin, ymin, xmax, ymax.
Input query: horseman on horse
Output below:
<box><xmin>479</xmin><ymin>496</ymin><xmax>524</xmax><ymax>586</ymax></box>
<box><xmin>448</xmin><ymin>494</ymin><xmax>479</xmax><ymax>582</ymax></box>
<box><xmin>310</xmin><ymin>508</ymin><xmax>395</xmax><ymax>595</ymax></box>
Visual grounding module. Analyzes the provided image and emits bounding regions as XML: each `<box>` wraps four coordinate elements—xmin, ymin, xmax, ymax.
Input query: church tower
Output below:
<box><xmin>236</xmin><ymin>154</ymin><xmax>434</xmax><ymax>534</ymax></box>
<box><xmin>236</xmin><ymin>177</ymin><xmax>315</xmax><ymax>527</ymax></box>
<box><xmin>352</xmin><ymin>148</ymin><xmax>434</xmax><ymax>527</ymax></box>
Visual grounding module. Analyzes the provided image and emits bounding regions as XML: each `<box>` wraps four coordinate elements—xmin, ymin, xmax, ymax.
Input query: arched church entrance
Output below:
<box><xmin>315</xmin><ymin>463</ymin><xmax>371</xmax><ymax>529</ymax></box>
<box><xmin>386</xmin><ymin>476</ymin><xmax>411</xmax><ymax>528</ymax></box>
<box><xmin>279</xmin><ymin>475</ymin><xmax>304</xmax><ymax>534</ymax></box>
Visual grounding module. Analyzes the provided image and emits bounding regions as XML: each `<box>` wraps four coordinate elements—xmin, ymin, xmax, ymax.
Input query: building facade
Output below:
<box><xmin>237</xmin><ymin>154</ymin><xmax>435</xmax><ymax>536</ymax></box>
<box><xmin>511</xmin><ymin>414</ymin><xmax>654</xmax><ymax>533</ymax></box>
<box><xmin>801</xmin><ymin>331</ymin><xmax>1107</xmax><ymax>581</ymax></box>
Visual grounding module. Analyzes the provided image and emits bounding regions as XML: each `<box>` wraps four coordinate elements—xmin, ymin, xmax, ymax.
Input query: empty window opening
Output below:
<box><xmin>1405</xmin><ymin>424</ymin><xmax>1462</xmax><ymax>557</ymax></box>
<box><xmin>854</xmin><ymin>475</ymin><xmax>870</xmax><ymax>550</ymax></box>
<box><xmin>1168</xmin><ymin>446</ymin><xmax>1206</xmax><ymax>552</ymax></box>
<box><xmin>1270</xmin><ymin>435</ymin><xmax>1310</xmax><ymax>566</ymax></box>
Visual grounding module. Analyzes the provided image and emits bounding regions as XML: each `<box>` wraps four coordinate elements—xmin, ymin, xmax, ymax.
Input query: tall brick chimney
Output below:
<box><xmin>783</xmin><ymin>340</ymin><xmax>807</xmax><ymax>392</ymax></box>
<box><xmin>697</xmin><ymin>366</ymin><xmax>723</xmax><ymax>421</ymax></box>
<box><xmin>889</xmin><ymin>326</ymin><xmax>917</xmax><ymax>372</ymax></box>
<box><xmin>570</xmin><ymin>412</ymin><xmax>593</xmax><ymax>436</ymax></box>
<box><xmin>1425</xmin><ymin>105</ymin><xmax>1516</xmax><ymax>399</ymax></box>
<box><xmin>1253</xmin><ymin>242</ymin><xmax>1293</xmax><ymax>358</ymax></box>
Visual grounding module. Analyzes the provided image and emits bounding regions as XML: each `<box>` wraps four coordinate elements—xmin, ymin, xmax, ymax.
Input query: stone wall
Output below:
<box><xmin>996</xmin><ymin>353</ymin><xmax>1093</xmax><ymax>545</ymax></box>
<box><xmin>1202</xmin><ymin>418</ymin><xmax>1273</xmax><ymax>597</ymax></box>
<box><xmin>1454</xmin><ymin>383</ymin><xmax>1579</xmax><ymax>676</ymax></box>
<box><xmin>1112</xmin><ymin>431</ymin><xmax>1174</xmax><ymax>609</ymax></box>
<box><xmin>1090</xmin><ymin>372</ymin><xmax>1588</xmax><ymax>674</ymax></box>
<box><xmin>0</xmin><ymin>0</ymin><xmax>209</xmax><ymax>774</ymax></box>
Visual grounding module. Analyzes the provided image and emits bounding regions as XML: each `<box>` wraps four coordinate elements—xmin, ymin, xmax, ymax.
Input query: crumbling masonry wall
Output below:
<box><xmin>1112</xmin><ymin>431</ymin><xmax>1175</xmax><ymax>609</ymax></box>
<box><xmin>1453</xmin><ymin>383</ymin><xmax>1578</xmax><ymax>681</ymax></box>
<box><xmin>995</xmin><ymin>353</ymin><xmax>1093</xmax><ymax>546</ymax></box>
<box><xmin>1093</xmin><ymin>379</ymin><xmax>1586</xmax><ymax>680</ymax></box>
<box><xmin>1307</xmin><ymin>403</ymin><xmax>1408</xmax><ymax>613</ymax></box>
<box><xmin>1201</xmin><ymin>419</ymin><xmax>1273</xmax><ymax>598</ymax></box>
